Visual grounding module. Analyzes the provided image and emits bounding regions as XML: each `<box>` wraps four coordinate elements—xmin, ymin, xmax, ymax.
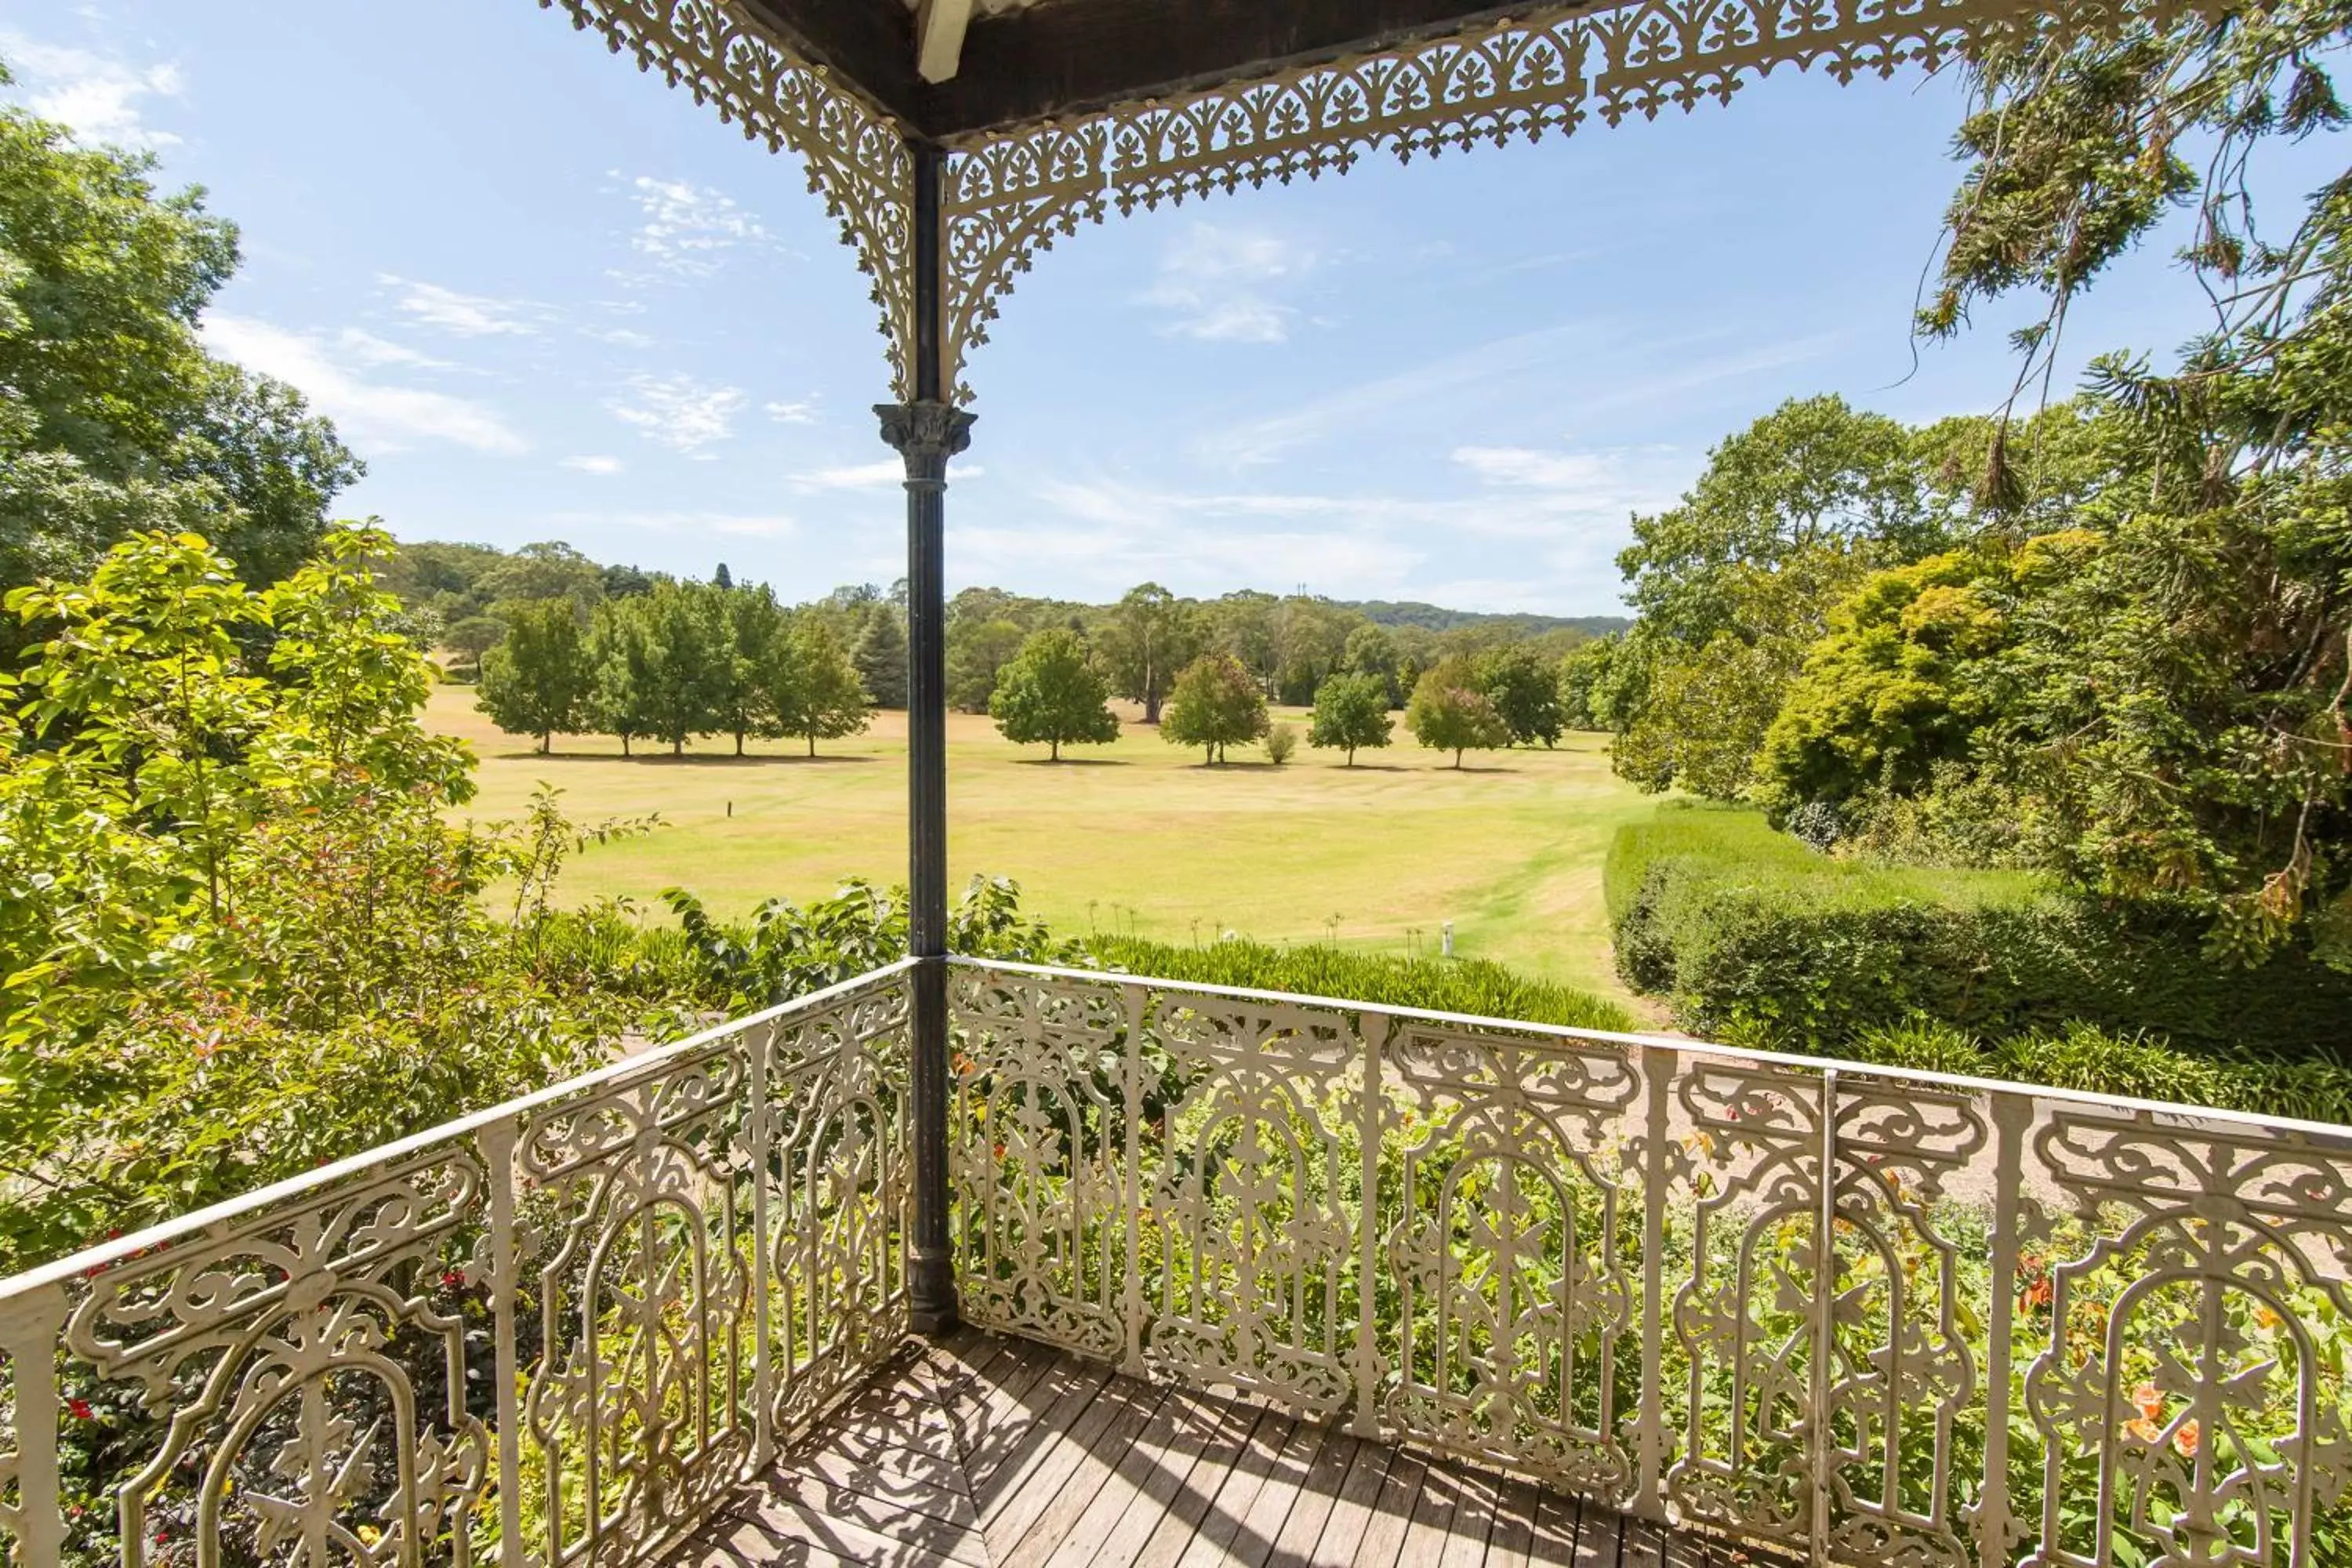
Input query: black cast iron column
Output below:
<box><xmin>876</xmin><ymin>142</ymin><xmax>970</xmax><ymax>1335</ymax></box>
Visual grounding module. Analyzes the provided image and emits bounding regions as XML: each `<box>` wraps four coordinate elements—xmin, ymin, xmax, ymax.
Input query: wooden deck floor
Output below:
<box><xmin>684</xmin><ymin>1328</ymin><xmax>1744</xmax><ymax>1568</ymax></box>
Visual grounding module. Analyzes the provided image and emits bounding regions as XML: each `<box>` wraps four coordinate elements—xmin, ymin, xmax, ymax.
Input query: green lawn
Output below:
<box><xmin>426</xmin><ymin>685</ymin><xmax>1665</xmax><ymax>1001</ymax></box>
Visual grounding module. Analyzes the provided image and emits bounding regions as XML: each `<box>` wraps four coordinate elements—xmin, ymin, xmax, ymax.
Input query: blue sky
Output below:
<box><xmin>4</xmin><ymin>3</ymin><xmax>2332</xmax><ymax>615</ymax></box>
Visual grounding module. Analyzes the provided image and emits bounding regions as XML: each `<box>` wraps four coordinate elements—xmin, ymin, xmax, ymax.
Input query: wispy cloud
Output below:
<box><xmin>561</xmin><ymin>455</ymin><xmax>623</xmax><ymax>475</ymax></box>
<box><xmin>332</xmin><ymin>328</ymin><xmax>453</xmax><ymax>371</ymax></box>
<box><xmin>765</xmin><ymin>400</ymin><xmax>818</xmax><ymax>425</ymax></box>
<box><xmin>383</xmin><ymin>276</ymin><xmax>541</xmax><ymax>338</ymax></box>
<box><xmin>0</xmin><ymin>33</ymin><xmax>182</xmax><ymax>146</ymax></box>
<box><xmin>791</xmin><ymin>457</ymin><xmax>985</xmax><ymax>492</ymax></box>
<box><xmin>615</xmin><ymin>174</ymin><xmax>776</xmax><ymax>280</ymax></box>
<box><xmin>604</xmin><ymin>373</ymin><xmax>745</xmax><ymax>455</ymax></box>
<box><xmin>1141</xmin><ymin>224</ymin><xmax>1315</xmax><ymax>344</ymax></box>
<box><xmin>580</xmin><ymin>325</ymin><xmax>655</xmax><ymax>349</ymax></box>
<box><xmin>792</xmin><ymin>459</ymin><xmax>904</xmax><ymax>492</ymax></box>
<box><xmin>1195</xmin><ymin>322</ymin><xmax>1841</xmax><ymax>468</ymax></box>
<box><xmin>203</xmin><ymin>315</ymin><xmax>527</xmax><ymax>455</ymax></box>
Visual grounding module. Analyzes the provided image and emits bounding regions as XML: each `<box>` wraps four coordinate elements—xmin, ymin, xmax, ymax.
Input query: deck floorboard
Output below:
<box><xmin>677</xmin><ymin>1331</ymin><xmax>1755</xmax><ymax>1568</ymax></box>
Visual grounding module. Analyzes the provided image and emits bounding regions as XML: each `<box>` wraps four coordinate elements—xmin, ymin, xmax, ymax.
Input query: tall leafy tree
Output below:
<box><xmin>712</xmin><ymin>583</ymin><xmax>785</xmax><ymax>754</ymax></box>
<box><xmin>1162</xmin><ymin>653</ymin><xmax>1269</xmax><ymax>764</ymax></box>
<box><xmin>586</xmin><ymin>597</ymin><xmax>656</xmax><ymax>757</ymax></box>
<box><xmin>0</xmin><ymin>60</ymin><xmax>358</xmax><ymax>616</ymax></box>
<box><xmin>1098</xmin><ymin>583</ymin><xmax>1205</xmax><ymax>723</ymax></box>
<box><xmin>767</xmin><ymin>619</ymin><xmax>870</xmax><ymax>756</ymax></box>
<box><xmin>947</xmin><ymin>616</ymin><xmax>1028</xmax><ymax>713</ymax></box>
<box><xmin>1341</xmin><ymin>622</ymin><xmax>1401</xmax><ymax>704</ymax></box>
<box><xmin>635</xmin><ymin>581</ymin><xmax>724</xmax><ymax>754</ymax></box>
<box><xmin>989</xmin><ymin>629</ymin><xmax>1120</xmax><ymax>760</ymax></box>
<box><xmin>1406</xmin><ymin>658</ymin><xmax>1510</xmax><ymax>769</ymax></box>
<box><xmin>1476</xmin><ymin>646</ymin><xmax>1564</xmax><ymax>747</ymax></box>
<box><xmin>853</xmin><ymin>605</ymin><xmax>909</xmax><ymax>708</ymax></box>
<box><xmin>478</xmin><ymin>598</ymin><xmax>591</xmax><ymax>753</ymax></box>
<box><xmin>1307</xmin><ymin>673</ymin><xmax>1393</xmax><ymax>765</ymax></box>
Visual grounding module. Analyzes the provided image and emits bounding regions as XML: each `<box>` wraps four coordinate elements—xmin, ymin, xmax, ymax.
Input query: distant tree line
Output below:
<box><xmin>394</xmin><ymin>543</ymin><xmax>1620</xmax><ymax>769</ymax></box>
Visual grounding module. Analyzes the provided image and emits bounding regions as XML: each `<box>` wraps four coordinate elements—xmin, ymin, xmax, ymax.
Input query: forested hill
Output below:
<box><xmin>1339</xmin><ymin>601</ymin><xmax>1629</xmax><ymax>637</ymax></box>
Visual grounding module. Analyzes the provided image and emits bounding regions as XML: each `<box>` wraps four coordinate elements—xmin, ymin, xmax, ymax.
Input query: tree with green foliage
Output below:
<box><xmin>0</xmin><ymin>61</ymin><xmax>359</xmax><ymax>619</ymax></box>
<box><xmin>1341</xmin><ymin>622</ymin><xmax>1401</xmax><ymax>704</ymax></box>
<box><xmin>1162</xmin><ymin>653</ymin><xmax>1269</xmax><ymax>764</ymax></box>
<box><xmin>442</xmin><ymin>615</ymin><xmax>504</xmax><ymax>675</ymax></box>
<box><xmin>586</xmin><ymin>597</ymin><xmax>656</xmax><ymax>757</ymax></box>
<box><xmin>712</xmin><ymin>583</ymin><xmax>785</xmax><ymax>754</ymax></box>
<box><xmin>854</xmin><ymin>604</ymin><xmax>909</xmax><ymax>708</ymax></box>
<box><xmin>0</xmin><ymin>524</ymin><xmax>638</xmax><ymax>1273</ymax></box>
<box><xmin>1098</xmin><ymin>583</ymin><xmax>1205</xmax><ymax>723</ymax></box>
<box><xmin>1308</xmin><ymin>672</ymin><xmax>1393</xmax><ymax>764</ymax></box>
<box><xmin>1556</xmin><ymin>637</ymin><xmax>1614</xmax><ymax>731</ymax></box>
<box><xmin>768</xmin><ymin>618</ymin><xmax>871</xmax><ymax>756</ymax></box>
<box><xmin>478</xmin><ymin>597</ymin><xmax>591</xmax><ymax>753</ymax></box>
<box><xmin>948</xmin><ymin>615</ymin><xmax>1029</xmax><ymax>713</ymax></box>
<box><xmin>1406</xmin><ymin>658</ymin><xmax>1510</xmax><ymax>769</ymax></box>
<box><xmin>630</xmin><ymin>582</ymin><xmax>724</xmax><ymax>754</ymax></box>
<box><xmin>1476</xmin><ymin>645</ymin><xmax>1563</xmax><ymax>747</ymax></box>
<box><xmin>989</xmin><ymin>629</ymin><xmax>1120</xmax><ymax>760</ymax></box>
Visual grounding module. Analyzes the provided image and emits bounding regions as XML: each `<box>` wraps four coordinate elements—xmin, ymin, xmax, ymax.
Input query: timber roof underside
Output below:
<box><xmin>745</xmin><ymin>0</ymin><xmax>1563</xmax><ymax>138</ymax></box>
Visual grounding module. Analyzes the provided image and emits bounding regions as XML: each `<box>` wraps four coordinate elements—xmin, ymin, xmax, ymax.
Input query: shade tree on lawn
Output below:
<box><xmin>1308</xmin><ymin>672</ymin><xmax>1394</xmax><ymax>765</ymax></box>
<box><xmin>1161</xmin><ymin>653</ymin><xmax>1269</xmax><ymax>765</ymax></box>
<box><xmin>1407</xmin><ymin>657</ymin><xmax>1511</xmax><ymax>768</ymax></box>
<box><xmin>765</xmin><ymin>618</ymin><xmax>872</xmax><ymax>756</ymax></box>
<box><xmin>988</xmin><ymin>628</ymin><xmax>1121</xmax><ymax>760</ymax></box>
<box><xmin>477</xmin><ymin>597</ymin><xmax>590</xmax><ymax>753</ymax></box>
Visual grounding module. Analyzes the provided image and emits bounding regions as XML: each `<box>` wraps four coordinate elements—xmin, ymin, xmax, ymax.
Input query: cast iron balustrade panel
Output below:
<box><xmin>6</xmin><ymin>955</ymin><xmax>2352</xmax><ymax>1568</ymax></box>
<box><xmin>0</xmin><ymin>964</ymin><xmax>916</xmax><ymax>1568</ymax></box>
<box><xmin>945</xmin><ymin>957</ymin><xmax>2352</xmax><ymax>1568</ymax></box>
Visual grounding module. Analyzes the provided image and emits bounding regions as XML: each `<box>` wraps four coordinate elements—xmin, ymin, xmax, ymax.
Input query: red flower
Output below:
<box><xmin>66</xmin><ymin>1398</ymin><xmax>93</xmax><ymax>1421</ymax></box>
<box><xmin>439</xmin><ymin>1269</ymin><xmax>467</xmax><ymax>1290</ymax></box>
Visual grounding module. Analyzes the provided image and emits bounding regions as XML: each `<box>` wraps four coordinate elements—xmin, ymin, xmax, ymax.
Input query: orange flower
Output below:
<box><xmin>2125</xmin><ymin>1416</ymin><xmax>2163</xmax><ymax>1445</ymax></box>
<box><xmin>2132</xmin><ymin>1382</ymin><xmax>2164</xmax><ymax>1422</ymax></box>
<box><xmin>2173</xmin><ymin>1420</ymin><xmax>2200</xmax><ymax>1458</ymax></box>
<box><xmin>2019</xmin><ymin>1276</ymin><xmax>2053</xmax><ymax>1312</ymax></box>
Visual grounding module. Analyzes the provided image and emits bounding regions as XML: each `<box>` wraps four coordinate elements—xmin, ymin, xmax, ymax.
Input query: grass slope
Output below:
<box><xmin>426</xmin><ymin>685</ymin><xmax>1661</xmax><ymax>999</ymax></box>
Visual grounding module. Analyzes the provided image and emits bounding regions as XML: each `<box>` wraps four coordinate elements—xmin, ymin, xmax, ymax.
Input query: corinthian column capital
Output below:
<box><xmin>874</xmin><ymin>401</ymin><xmax>976</xmax><ymax>485</ymax></box>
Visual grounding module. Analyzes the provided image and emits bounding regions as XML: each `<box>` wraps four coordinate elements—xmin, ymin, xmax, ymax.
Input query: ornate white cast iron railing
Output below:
<box><xmin>9</xmin><ymin>953</ymin><xmax>2351</xmax><ymax>1567</ymax></box>
<box><xmin>0</xmin><ymin>962</ymin><xmax>913</xmax><ymax>1568</ymax></box>
<box><xmin>948</xmin><ymin>956</ymin><xmax>2352</xmax><ymax>1568</ymax></box>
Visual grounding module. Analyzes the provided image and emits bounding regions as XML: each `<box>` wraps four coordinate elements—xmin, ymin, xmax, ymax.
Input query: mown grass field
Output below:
<box><xmin>425</xmin><ymin>684</ymin><xmax>1664</xmax><ymax>1000</ymax></box>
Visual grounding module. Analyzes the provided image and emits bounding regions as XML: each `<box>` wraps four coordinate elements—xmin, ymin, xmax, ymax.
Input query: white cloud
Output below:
<box><xmin>792</xmin><ymin>458</ymin><xmax>985</xmax><ymax>492</ymax></box>
<box><xmin>203</xmin><ymin>315</ymin><xmax>526</xmax><ymax>455</ymax></box>
<box><xmin>793</xmin><ymin>459</ymin><xmax>905</xmax><ymax>491</ymax></box>
<box><xmin>561</xmin><ymin>455</ymin><xmax>623</xmax><ymax>475</ymax></box>
<box><xmin>383</xmin><ymin>276</ymin><xmax>540</xmax><ymax>337</ymax></box>
<box><xmin>617</xmin><ymin>174</ymin><xmax>773</xmax><ymax>279</ymax></box>
<box><xmin>1141</xmin><ymin>225</ymin><xmax>1314</xmax><ymax>344</ymax></box>
<box><xmin>765</xmin><ymin>400</ymin><xmax>818</xmax><ymax>425</ymax></box>
<box><xmin>581</xmin><ymin>325</ymin><xmax>655</xmax><ymax>349</ymax></box>
<box><xmin>0</xmin><ymin>34</ymin><xmax>182</xmax><ymax>147</ymax></box>
<box><xmin>332</xmin><ymin>328</ymin><xmax>452</xmax><ymax>371</ymax></box>
<box><xmin>604</xmin><ymin>373</ymin><xmax>746</xmax><ymax>454</ymax></box>
<box><xmin>1450</xmin><ymin>447</ymin><xmax>1621</xmax><ymax>492</ymax></box>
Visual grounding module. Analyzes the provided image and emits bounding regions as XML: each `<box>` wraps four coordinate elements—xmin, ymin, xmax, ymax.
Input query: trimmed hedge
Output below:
<box><xmin>1087</xmin><ymin>935</ymin><xmax>1638</xmax><ymax>1033</ymax></box>
<box><xmin>1609</xmin><ymin>805</ymin><xmax>2352</xmax><ymax>1058</ymax></box>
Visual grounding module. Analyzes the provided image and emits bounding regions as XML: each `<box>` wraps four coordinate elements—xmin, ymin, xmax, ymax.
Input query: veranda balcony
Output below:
<box><xmin>5</xmin><ymin>955</ymin><xmax>2343</xmax><ymax>1568</ymax></box>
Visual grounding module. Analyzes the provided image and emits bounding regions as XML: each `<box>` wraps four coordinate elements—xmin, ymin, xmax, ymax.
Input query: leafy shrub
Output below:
<box><xmin>663</xmin><ymin>874</ymin><xmax>1087</xmax><ymax>1011</ymax></box>
<box><xmin>1843</xmin><ymin>1018</ymin><xmax>2352</xmax><ymax>1125</ymax></box>
<box><xmin>1608</xmin><ymin>804</ymin><xmax>2352</xmax><ymax>1060</ymax></box>
<box><xmin>1089</xmin><ymin>935</ymin><xmax>1638</xmax><ymax>1033</ymax></box>
<box><xmin>1783</xmin><ymin>800</ymin><xmax>1842</xmax><ymax>852</ymax></box>
<box><xmin>1265</xmin><ymin>721</ymin><xmax>1299</xmax><ymax>764</ymax></box>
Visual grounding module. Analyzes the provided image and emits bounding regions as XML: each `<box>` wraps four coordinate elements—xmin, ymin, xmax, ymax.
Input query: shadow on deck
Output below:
<box><xmin>684</xmin><ymin>1328</ymin><xmax>1755</xmax><ymax>1568</ymax></box>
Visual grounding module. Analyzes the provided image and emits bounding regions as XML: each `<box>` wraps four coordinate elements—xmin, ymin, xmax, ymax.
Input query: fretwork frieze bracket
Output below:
<box><xmin>545</xmin><ymin>0</ymin><xmax>921</xmax><ymax>400</ymax></box>
<box><xmin>543</xmin><ymin>0</ymin><xmax>2206</xmax><ymax>409</ymax></box>
<box><xmin>933</xmin><ymin>0</ymin><xmax>2206</xmax><ymax>403</ymax></box>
